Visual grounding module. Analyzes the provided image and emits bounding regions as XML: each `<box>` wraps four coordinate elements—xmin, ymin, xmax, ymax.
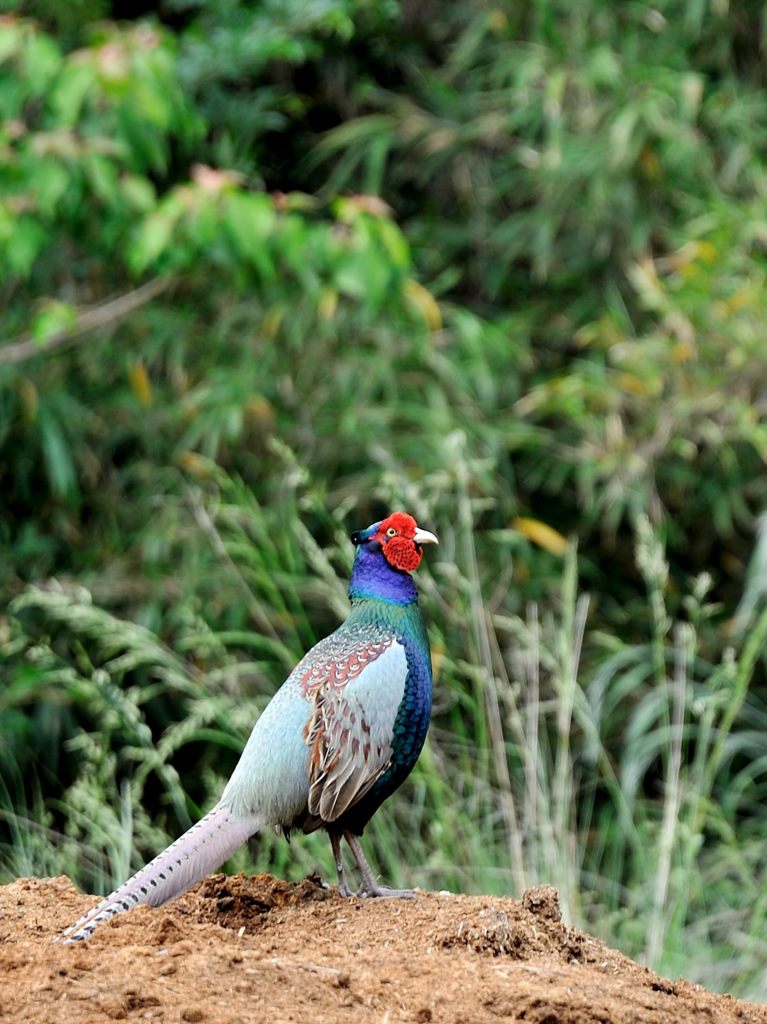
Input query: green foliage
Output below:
<box><xmin>0</xmin><ymin>18</ymin><xmax>195</xmax><ymax>279</ymax></box>
<box><xmin>2</xmin><ymin>0</ymin><xmax>767</xmax><ymax>1001</ymax></box>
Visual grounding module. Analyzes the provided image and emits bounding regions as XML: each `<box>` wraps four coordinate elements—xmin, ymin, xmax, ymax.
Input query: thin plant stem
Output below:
<box><xmin>644</xmin><ymin>622</ymin><xmax>689</xmax><ymax>967</ymax></box>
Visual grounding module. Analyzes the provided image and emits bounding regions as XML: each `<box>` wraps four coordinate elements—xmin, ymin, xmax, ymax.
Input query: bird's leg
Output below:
<box><xmin>343</xmin><ymin>831</ymin><xmax>416</xmax><ymax>899</ymax></box>
<box><xmin>329</xmin><ymin>831</ymin><xmax>353</xmax><ymax>897</ymax></box>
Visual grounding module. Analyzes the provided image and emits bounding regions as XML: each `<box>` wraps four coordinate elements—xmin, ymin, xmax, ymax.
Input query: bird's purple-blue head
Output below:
<box><xmin>351</xmin><ymin>511</ymin><xmax>438</xmax><ymax>573</ymax></box>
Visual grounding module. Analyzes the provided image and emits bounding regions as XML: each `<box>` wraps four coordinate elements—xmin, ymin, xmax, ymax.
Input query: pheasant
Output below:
<box><xmin>59</xmin><ymin>511</ymin><xmax>438</xmax><ymax>942</ymax></box>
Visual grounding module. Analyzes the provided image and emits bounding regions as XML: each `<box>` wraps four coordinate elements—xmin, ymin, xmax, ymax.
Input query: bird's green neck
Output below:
<box><xmin>346</xmin><ymin>596</ymin><xmax>429</xmax><ymax>654</ymax></box>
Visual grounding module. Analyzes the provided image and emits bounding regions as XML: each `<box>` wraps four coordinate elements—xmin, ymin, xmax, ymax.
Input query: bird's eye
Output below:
<box><xmin>386</xmin><ymin>527</ymin><xmax>397</xmax><ymax>537</ymax></box>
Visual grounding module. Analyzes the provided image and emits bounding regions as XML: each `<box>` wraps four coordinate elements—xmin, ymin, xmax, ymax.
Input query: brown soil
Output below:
<box><xmin>1</xmin><ymin>874</ymin><xmax>764</xmax><ymax>1024</ymax></box>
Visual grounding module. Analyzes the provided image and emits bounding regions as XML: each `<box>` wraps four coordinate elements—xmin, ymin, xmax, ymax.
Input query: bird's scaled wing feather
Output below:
<box><xmin>302</xmin><ymin>639</ymin><xmax>408</xmax><ymax>823</ymax></box>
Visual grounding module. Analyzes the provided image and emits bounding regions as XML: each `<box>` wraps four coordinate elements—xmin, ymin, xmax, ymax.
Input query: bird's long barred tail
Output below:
<box><xmin>57</xmin><ymin>803</ymin><xmax>260</xmax><ymax>943</ymax></box>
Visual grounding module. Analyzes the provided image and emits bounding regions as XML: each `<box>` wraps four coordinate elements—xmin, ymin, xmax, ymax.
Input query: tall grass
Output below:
<box><xmin>2</xmin><ymin>459</ymin><xmax>767</xmax><ymax>1000</ymax></box>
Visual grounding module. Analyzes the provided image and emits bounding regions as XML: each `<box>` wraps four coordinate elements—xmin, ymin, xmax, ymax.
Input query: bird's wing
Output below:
<box><xmin>297</xmin><ymin>633</ymin><xmax>408</xmax><ymax>824</ymax></box>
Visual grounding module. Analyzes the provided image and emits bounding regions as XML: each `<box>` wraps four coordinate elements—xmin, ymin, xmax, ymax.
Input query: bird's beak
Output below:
<box><xmin>414</xmin><ymin>527</ymin><xmax>439</xmax><ymax>546</ymax></box>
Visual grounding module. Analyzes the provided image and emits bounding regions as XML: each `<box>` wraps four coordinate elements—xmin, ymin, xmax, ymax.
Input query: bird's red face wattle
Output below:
<box><xmin>374</xmin><ymin>512</ymin><xmax>424</xmax><ymax>572</ymax></box>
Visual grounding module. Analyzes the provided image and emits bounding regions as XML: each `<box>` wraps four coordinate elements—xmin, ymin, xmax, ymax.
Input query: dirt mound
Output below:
<box><xmin>0</xmin><ymin>874</ymin><xmax>764</xmax><ymax>1024</ymax></box>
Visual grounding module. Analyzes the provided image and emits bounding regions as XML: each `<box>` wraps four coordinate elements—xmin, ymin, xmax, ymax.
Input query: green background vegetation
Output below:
<box><xmin>2</xmin><ymin>0</ymin><xmax>767</xmax><ymax>999</ymax></box>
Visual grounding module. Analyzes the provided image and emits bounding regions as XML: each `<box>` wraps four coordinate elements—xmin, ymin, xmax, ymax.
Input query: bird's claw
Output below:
<box><xmin>357</xmin><ymin>884</ymin><xmax>416</xmax><ymax>899</ymax></box>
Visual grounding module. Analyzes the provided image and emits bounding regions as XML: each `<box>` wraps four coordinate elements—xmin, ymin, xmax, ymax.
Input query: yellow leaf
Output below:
<box><xmin>318</xmin><ymin>289</ymin><xmax>338</xmax><ymax>321</ymax></box>
<box><xmin>178</xmin><ymin>451</ymin><xmax>211</xmax><ymax>478</ymax></box>
<box><xmin>404</xmin><ymin>279</ymin><xmax>442</xmax><ymax>331</ymax></box>
<box><xmin>487</xmin><ymin>9</ymin><xmax>508</xmax><ymax>31</ymax></box>
<box><xmin>694</xmin><ymin>240</ymin><xmax>717</xmax><ymax>263</ymax></box>
<box><xmin>513</xmin><ymin>517</ymin><xmax>568</xmax><ymax>555</ymax></box>
<box><xmin>128</xmin><ymin>361</ymin><xmax>152</xmax><ymax>406</ymax></box>
<box><xmin>17</xmin><ymin>378</ymin><xmax>38</xmax><ymax>423</ymax></box>
<box><xmin>246</xmin><ymin>395</ymin><xmax>274</xmax><ymax>426</ymax></box>
<box><xmin>723</xmin><ymin>288</ymin><xmax>753</xmax><ymax>315</ymax></box>
<box><xmin>639</xmin><ymin>144</ymin><xmax>661</xmax><ymax>181</ymax></box>
<box><xmin>262</xmin><ymin>306</ymin><xmax>284</xmax><ymax>338</ymax></box>
<box><xmin>672</xmin><ymin>340</ymin><xmax>696</xmax><ymax>363</ymax></box>
<box><xmin>614</xmin><ymin>371</ymin><xmax>652</xmax><ymax>395</ymax></box>
<box><xmin>665</xmin><ymin>240</ymin><xmax>717</xmax><ymax>275</ymax></box>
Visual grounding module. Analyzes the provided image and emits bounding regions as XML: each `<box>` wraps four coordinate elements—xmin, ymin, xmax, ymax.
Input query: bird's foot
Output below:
<box><xmin>340</xmin><ymin>832</ymin><xmax>417</xmax><ymax>899</ymax></box>
<box><xmin>337</xmin><ymin>879</ymin><xmax>353</xmax><ymax>898</ymax></box>
<box><xmin>357</xmin><ymin>883</ymin><xmax>416</xmax><ymax>899</ymax></box>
